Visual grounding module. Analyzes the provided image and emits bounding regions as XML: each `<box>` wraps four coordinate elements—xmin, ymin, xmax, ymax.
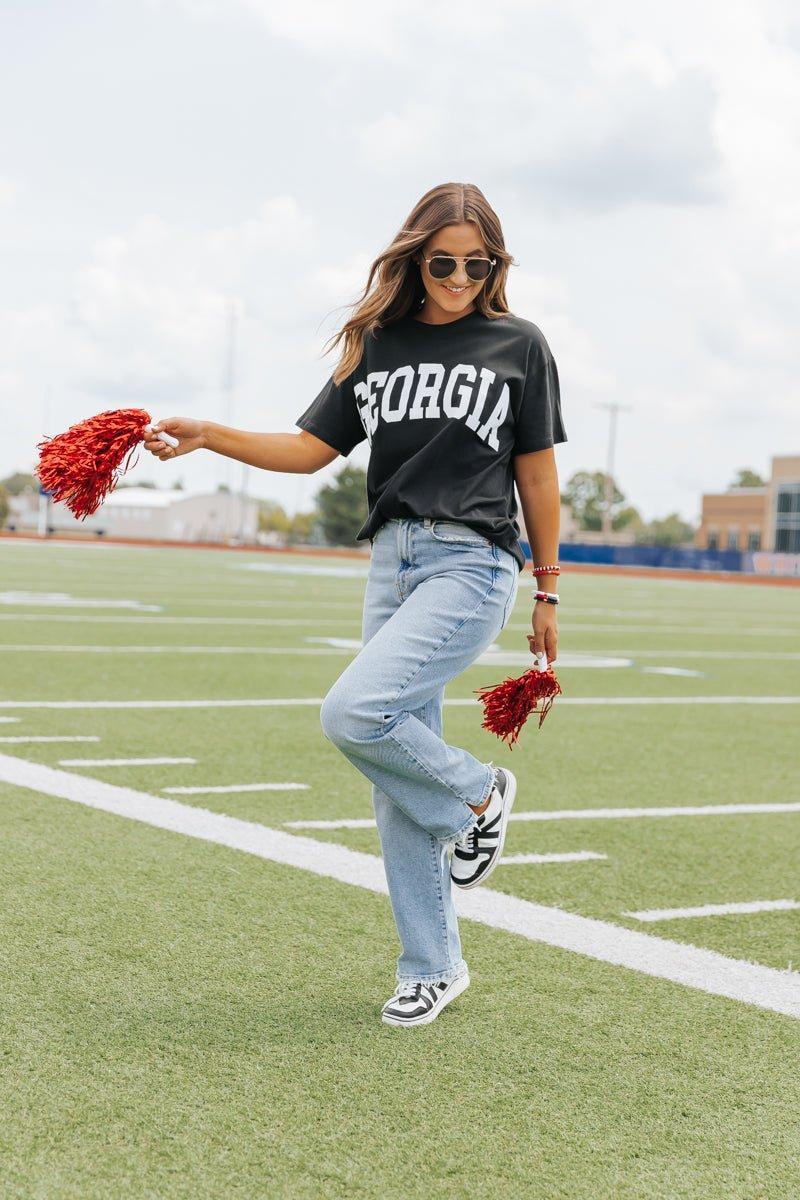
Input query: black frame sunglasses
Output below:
<box><xmin>421</xmin><ymin>254</ymin><xmax>497</xmax><ymax>282</ymax></box>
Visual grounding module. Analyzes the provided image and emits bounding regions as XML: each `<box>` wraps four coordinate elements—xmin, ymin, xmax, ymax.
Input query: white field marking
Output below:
<box><xmin>306</xmin><ymin>639</ymin><xmax>636</xmax><ymax>669</ymax></box>
<box><xmin>1</xmin><ymin>753</ymin><xmax>798</xmax><ymax>1020</ymax></box>
<box><xmin>624</xmin><ymin>900</ymin><xmax>800</xmax><ymax>923</ymax></box>
<box><xmin>7</xmin><ymin>609</ymin><xmax>800</xmax><ymax>638</ymax></box>
<box><xmin>559</xmin><ymin>607</ymin><xmax>800</xmax><ymax>621</ymax></box>
<box><xmin>0</xmin><ymin>645</ymin><xmax>672</xmax><ymax>673</ymax></box>
<box><xmin>162</xmin><ymin>782</ymin><xmax>310</xmax><ymax>795</ymax></box>
<box><xmin>593</xmin><ymin>650</ymin><xmax>800</xmax><ymax>660</ymax></box>
<box><xmin>506</xmin><ymin>621</ymin><xmax>800</xmax><ymax>637</ymax></box>
<box><xmin>0</xmin><ymin>696</ymin><xmax>798</xmax><ymax>711</ymax></box>
<box><xmin>641</xmin><ymin>666</ymin><xmax>704</xmax><ymax>677</ymax></box>
<box><xmin>0</xmin><ymin>615</ymin><xmax>356</xmax><ymax>626</ymax></box>
<box><xmin>3</xmin><ymin>611</ymin><xmax>799</xmax><ymax>639</ymax></box>
<box><xmin>0</xmin><ymin>646</ymin><xmax>360</xmax><ymax>655</ymax></box>
<box><xmin>0</xmin><ymin>592</ymin><xmax>161</xmax><ymax>611</ymax></box>
<box><xmin>0</xmin><ymin>736</ymin><xmax>100</xmax><ymax>744</ymax></box>
<box><xmin>236</xmin><ymin>563</ymin><xmax>369</xmax><ymax>578</ymax></box>
<box><xmin>58</xmin><ymin>757</ymin><xmax>197</xmax><ymax>767</ymax></box>
<box><xmin>0</xmin><ymin>717</ymin><xmax>20</xmax><ymax>723</ymax></box>
<box><xmin>500</xmin><ymin>851</ymin><xmax>608</xmax><ymax>865</ymax></box>
<box><xmin>286</xmin><ymin>801</ymin><xmax>800</xmax><ymax>830</ymax></box>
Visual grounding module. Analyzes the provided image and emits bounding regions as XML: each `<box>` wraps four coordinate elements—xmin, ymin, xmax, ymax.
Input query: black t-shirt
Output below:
<box><xmin>294</xmin><ymin>308</ymin><xmax>567</xmax><ymax>572</ymax></box>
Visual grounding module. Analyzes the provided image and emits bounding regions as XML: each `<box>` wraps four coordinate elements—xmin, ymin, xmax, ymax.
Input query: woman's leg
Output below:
<box><xmin>320</xmin><ymin>520</ymin><xmax>516</xmax><ymax>847</ymax></box>
<box><xmin>319</xmin><ymin>519</ymin><xmax>517</xmax><ymax>982</ymax></box>
<box><xmin>370</xmin><ymin>687</ymin><xmax>468</xmax><ymax>985</ymax></box>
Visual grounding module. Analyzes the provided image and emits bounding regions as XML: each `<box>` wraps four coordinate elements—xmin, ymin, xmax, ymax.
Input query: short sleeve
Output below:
<box><xmin>512</xmin><ymin>330</ymin><xmax>567</xmax><ymax>455</ymax></box>
<box><xmin>295</xmin><ymin>371</ymin><xmax>366</xmax><ymax>457</ymax></box>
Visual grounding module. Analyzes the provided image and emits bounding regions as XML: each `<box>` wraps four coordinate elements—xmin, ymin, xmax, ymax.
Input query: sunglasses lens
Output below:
<box><xmin>466</xmin><ymin>258</ymin><xmax>492</xmax><ymax>281</ymax></box>
<box><xmin>428</xmin><ymin>256</ymin><xmax>457</xmax><ymax>279</ymax></box>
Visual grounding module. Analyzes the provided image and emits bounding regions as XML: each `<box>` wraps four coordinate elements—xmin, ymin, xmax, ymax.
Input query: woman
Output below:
<box><xmin>143</xmin><ymin>181</ymin><xmax>567</xmax><ymax>1029</ymax></box>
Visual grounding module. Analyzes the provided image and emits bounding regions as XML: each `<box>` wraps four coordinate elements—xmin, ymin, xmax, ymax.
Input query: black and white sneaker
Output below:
<box><xmin>449</xmin><ymin>765</ymin><xmax>517</xmax><ymax>890</ymax></box>
<box><xmin>381</xmin><ymin>973</ymin><xmax>470</xmax><ymax>1027</ymax></box>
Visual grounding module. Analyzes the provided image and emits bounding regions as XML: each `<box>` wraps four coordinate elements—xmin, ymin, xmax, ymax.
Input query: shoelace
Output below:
<box><xmin>396</xmin><ymin>981</ymin><xmax>424</xmax><ymax>1000</ymax></box>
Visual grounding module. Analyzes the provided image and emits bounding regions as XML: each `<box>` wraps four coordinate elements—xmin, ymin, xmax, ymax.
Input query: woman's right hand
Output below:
<box><xmin>143</xmin><ymin>418</ymin><xmax>206</xmax><ymax>461</ymax></box>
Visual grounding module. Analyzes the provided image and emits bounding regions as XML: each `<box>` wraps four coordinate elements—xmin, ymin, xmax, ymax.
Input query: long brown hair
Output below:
<box><xmin>322</xmin><ymin>182</ymin><xmax>517</xmax><ymax>384</ymax></box>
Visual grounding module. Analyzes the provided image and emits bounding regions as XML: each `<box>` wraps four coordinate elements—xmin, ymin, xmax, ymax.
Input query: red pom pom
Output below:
<box><xmin>473</xmin><ymin>661</ymin><xmax>563</xmax><ymax>748</ymax></box>
<box><xmin>34</xmin><ymin>408</ymin><xmax>153</xmax><ymax>520</ymax></box>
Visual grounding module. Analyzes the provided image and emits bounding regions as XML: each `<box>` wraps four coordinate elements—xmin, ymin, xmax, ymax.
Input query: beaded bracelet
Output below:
<box><xmin>532</xmin><ymin>564</ymin><xmax>560</xmax><ymax>575</ymax></box>
<box><xmin>534</xmin><ymin>591</ymin><xmax>559</xmax><ymax>605</ymax></box>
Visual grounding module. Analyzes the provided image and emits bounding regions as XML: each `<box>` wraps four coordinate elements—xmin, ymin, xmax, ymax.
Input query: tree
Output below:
<box><xmin>561</xmin><ymin>470</ymin><xmax>629</xmax><ymax>531</ymax></box>
<box><xmin>728</xmin><ymin>468</ymin><xmax>766</xmax><ymax>489</ymax></box>
<box><xmin>314</xmin><ymin>465</ymin><xmax>368</xmax><ymax>546</ymax></box>
<box><xmin>0</xmin><ymin>484</ymin><xmax>8</xmax><ymax>528</ymax></box>
<box><xmin>288</xmin><ymin>511</ymin><xmax>317</xmax><ymax>544</ymax></box>
<box><xmin>614</xmin><ymin>506</ymin><xmax>646</xmax><ymax>535</ymax></box>
<box><xmin>0</xmin><ymin>472</ymin><xmax>37</xmax><ymax>495</ymax></box>
<box><xmin>258</xmin><ymin>500</ymin><xmax>292</xmax><ymax>536</ymax></box>
<box><xmin>638</xmin><ymin>512</ymin><xmax>696</xmax><ymax>546</ymax></box>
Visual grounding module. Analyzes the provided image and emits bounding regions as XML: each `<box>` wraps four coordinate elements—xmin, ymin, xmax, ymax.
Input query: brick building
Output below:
<box><xmin>695</xmin><ymin>454</ymin><xmax>800</xmax><ymax>554</ymax></box>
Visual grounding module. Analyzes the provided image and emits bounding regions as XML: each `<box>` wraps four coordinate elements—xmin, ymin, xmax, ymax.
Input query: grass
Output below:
<box><xmin>1</xmin><ymin>538</ymin><xmax>799</xmax><ymax>1198</ymax></box>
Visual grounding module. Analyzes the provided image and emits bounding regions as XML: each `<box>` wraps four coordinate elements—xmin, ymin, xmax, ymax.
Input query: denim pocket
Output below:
<box><xmin>429</xmin><ymin>520</ymin><xmax>492</xmax><ymax>547</ymax></box>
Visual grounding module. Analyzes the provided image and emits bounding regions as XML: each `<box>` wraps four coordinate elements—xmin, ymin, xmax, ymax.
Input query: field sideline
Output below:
<box><xmin>2</xmin><ymin>538</ymin><xmax>799</xmax><ymax>1199</ymax></box>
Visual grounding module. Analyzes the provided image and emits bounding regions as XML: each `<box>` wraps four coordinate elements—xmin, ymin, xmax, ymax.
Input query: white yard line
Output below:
<box><xmin>1</xmin><ymin>751</ymin><xmax>799</xmax><ymax>1020</ymax></box>
<box><xmin>6</xmin><ymin>644</ymin><xmax>799</xmax><ymax>661</ymax></box>
<box><xmin>0</xmin><ymin>736</ymin><xmax>100</xmax><ymax>744</ymax></box>
<box><xmin>58</xmin><ymin>757</ymin><xmax>197</xmax><ymax>767</ymax></box>
<box><xmin>2</xmin><ymin>611</ymin><xmax>798</xmax><ymax>636</ymax></box>
<box><xmin>0</xmin><ymin>592</ymin><xmax>161</xmax><ymax>611</ymax></box>
<box><xmin>0</xmin><ymin>696</ymin><xmax>798</xmax><ymax>711</ymax></box>
<box><xmin>0</xmin><ymin>615</ymin><xmax>355</xmax><ymax>626</ymax></box>
<box><xmin>624</xmin><ymin>900</ymin><xmax>800</xmax><ymax>922</ymax></box>
<box><xmin>500</xmin><ymin>851</ymin><xmax>608</xmax><ymax>865</ymax></box>
<box><xmin>588</xmin><ymin>650</ymin><xmax>800</xmax><ymax>660</ymax></box>
<box><xmin>0</xmin><ymin>645</ymin><xmax>357</xmax><ymax>655</ymax></box>
<box><xmin>0</xmin><ymin>717</ymin><xmax>20</xmax><ymax>723</ymax></box>
<box><xmin>162</xmin><ymin>783</ymin><xmax>310</xmax><ymax>795</ymax></box>
<box><xmin>505</xmin><ymin>622</ymin><xmax>800</xmax><ymax>637</ymax></box>
<box><xmin>287</xmin><ymin>800</ymin><xmax>800</xmax><ymax>831</ymax></box>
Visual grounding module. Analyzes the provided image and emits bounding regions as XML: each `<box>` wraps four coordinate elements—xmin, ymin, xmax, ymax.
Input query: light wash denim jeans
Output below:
<box><xmin>319</xmin><ymin>516</ymin><xmax>520</xmax><ymax>986</ymax></box>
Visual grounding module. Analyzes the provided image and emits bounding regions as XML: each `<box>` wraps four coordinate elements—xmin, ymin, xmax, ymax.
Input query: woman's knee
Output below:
<box><xmin>320</xmin><ymin>681</ymin><xmax>379</xmax><ymax>747</ymax></box>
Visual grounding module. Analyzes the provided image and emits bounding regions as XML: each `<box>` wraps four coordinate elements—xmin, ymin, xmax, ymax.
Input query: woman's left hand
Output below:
<box><xmin>526</xmin><ymin>602</ymin><xmax>558</xmax><ymax>665</ymax></box>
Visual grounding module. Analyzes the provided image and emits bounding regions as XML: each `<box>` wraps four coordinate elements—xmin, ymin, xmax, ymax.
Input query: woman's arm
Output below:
<box><xmin>513</xmin><ymin>446</ymin><xmax>561</xmax><ymax>664</ymax></box>
<box><xmin>201</xmin><ymin>423</ymin><xmax>340</xmax><ymax>473</ymax></box>
<box><xmin>144</xmin><ymin>419</ymin><xmax>341</xmax><ymax>474</ymax></box>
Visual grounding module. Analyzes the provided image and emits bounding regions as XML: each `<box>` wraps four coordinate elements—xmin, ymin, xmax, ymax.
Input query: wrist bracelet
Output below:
<box><xmin>534</xmin><ymin>591</ymin><xmax>559</xmax><ymax>605</ymax></box>
<box><xmin>532</xmin><ymin>564</ymin><xmax>560</xmax><ymax>575</ymax></box>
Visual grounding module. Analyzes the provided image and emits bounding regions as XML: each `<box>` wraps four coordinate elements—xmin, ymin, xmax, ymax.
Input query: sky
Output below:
<box><xmin>2</xmin><ymin>0</ymin><xmax>799</xmax><ymax>525</ymax></box>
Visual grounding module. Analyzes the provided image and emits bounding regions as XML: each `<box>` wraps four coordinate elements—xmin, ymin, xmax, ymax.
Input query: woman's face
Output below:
<box><xmin>414</xmin><ymin>221</ymin><xmax>490</xmax><ymax>318</ymax></box>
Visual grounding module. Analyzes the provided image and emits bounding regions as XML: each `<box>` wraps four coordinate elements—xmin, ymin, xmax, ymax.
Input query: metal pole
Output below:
<box><xmin>594</xmin><ymin>401</ymin><xmax>632</xmax><ymax>537</ymax></box>
<box><xmin>222</xmin><ymin>300</ymin><xmax>237</xmax><ymax>498</ymax></box>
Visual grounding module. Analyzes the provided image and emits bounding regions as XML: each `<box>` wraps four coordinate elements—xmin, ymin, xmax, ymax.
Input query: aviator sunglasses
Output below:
<box><xmin>421</xmin><ymin>253</ymin><xmax>496</xmax><ymax>282</ymax></box>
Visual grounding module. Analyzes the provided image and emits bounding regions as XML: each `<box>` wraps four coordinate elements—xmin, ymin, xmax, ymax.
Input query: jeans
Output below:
<box><xmin>319</xmin><ymin>516</ymin><xmax>520</xmax><ymax>986</ymax></box>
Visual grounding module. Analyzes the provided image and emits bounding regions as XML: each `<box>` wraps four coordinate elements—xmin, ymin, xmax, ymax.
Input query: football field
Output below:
<box><xmin>2</xmin><ymin>538</ymin><xmax>799</xmax><ymax>1199</ymax></box>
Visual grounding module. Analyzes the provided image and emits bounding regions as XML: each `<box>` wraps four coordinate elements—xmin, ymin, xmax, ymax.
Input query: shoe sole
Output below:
<box><xmin>380</xmin><ymin>972</ymin><xmax>470</xmax><ymax>1027</ymax></box>
<box><xmin>452</xmin><ymin>768</ymin><xmax>517</xmax><ymax>890</ymax></box>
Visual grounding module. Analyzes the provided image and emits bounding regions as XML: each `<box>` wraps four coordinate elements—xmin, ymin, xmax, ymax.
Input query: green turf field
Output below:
<box><xmin>1</xmin><ymin>538</ymin><xmax>799</xmax><ymax>1199</ymax></box>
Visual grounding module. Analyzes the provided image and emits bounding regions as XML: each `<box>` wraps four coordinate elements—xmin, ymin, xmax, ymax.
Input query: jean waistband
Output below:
<box><xmin>385</xmin><ymin>518</ymin><xmax>435</xmax><ymax>526</ymax></box>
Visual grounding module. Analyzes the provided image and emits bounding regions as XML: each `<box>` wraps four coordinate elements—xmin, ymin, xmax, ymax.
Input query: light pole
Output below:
<box><xmin>221</xmin><ymin>299</ymin><xmax>251</xmax><ymax>543</ymax></box>
<box><xmin>593</xmin><ymin>401</ymin><xmax>632</xmax><ymax>538</ymax></box>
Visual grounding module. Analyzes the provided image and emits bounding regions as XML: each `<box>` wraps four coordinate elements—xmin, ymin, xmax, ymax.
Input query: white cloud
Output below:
<box><xmin>2</xmin><ymin>0</ymin><xmax>799</xmax><ymax>525</ymax></box>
